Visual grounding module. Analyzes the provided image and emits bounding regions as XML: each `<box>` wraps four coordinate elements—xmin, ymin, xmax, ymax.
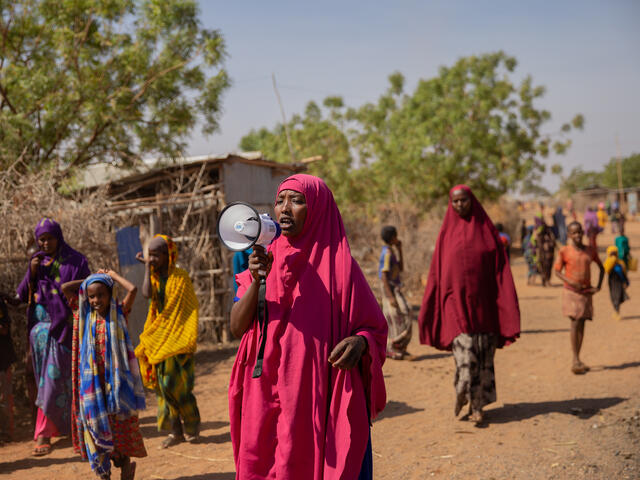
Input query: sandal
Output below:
<box><xmin>386</xmin><ymin>351</ymin><xmax>404</xmax><ymax>360</ymax></box>
<box><xmin>571</xmin><ymin>364</ymin><xmax>588</xmax><ymax>375</ymax></box>
<box><xmin>402</xmin><ymin>352</ymin><xmax>415</xmax><ymax>361</ymax></box>
<box><xmin>470</xmin><ymin>410</ymin><xmax>484</xmax><ymax>426</ymax></box>
<box><xmin>32</xmin><ymin>442</ymin><xmax>52</xmax><ymax>456</ymax></box>
<box><xmin>161</xmin><ymin>433</ymin><xmax>184</xmax><ymax>449</ymax></box>
<box><xmin>184</xmin><ymin>433</ymin><xmax>199</xmax><ymax>444</ymax></box>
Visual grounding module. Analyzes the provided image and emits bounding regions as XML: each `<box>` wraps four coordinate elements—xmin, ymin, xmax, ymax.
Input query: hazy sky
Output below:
<box><xmin>191</xmin><ymin>1</ymin><xmax>640</xmax><ymax>190</ymax></box>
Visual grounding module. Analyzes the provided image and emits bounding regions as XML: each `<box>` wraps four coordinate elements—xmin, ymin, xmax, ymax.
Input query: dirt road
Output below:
<box><xmin>1</xmin><ymin>223</ymin><xmax>639</xmax><ymax>480</ymax></box>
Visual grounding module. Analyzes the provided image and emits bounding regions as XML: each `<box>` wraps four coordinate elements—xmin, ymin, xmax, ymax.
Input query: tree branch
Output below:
<box><xmin>129</xmin><ymin>50</ymin><xmax>201</xmax><ymax>106</ymax></box>
<box><xmin>0</xmin><ymin>82</ymin><xmax>17</xmax><ymax>114</ymax></box>
<box><xmin>66</xmin><ymin>120</ymin><xmax>112</xmax><ymax>170</ymax></box>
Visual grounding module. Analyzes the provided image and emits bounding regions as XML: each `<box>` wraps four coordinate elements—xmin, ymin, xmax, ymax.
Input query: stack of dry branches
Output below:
<box><xmin>0</xmin><ymin>164</ymin><xmax>117</xmax><ymax>405</ymax></box>
<box><xmin>107</xmin><ymin>163</ymin><xmax>231</xmax><ymax>343</ymax></box>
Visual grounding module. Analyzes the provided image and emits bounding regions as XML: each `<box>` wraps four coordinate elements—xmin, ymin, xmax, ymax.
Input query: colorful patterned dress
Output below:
<box><xmin>72</xmin><ymin>300</ymin><xmax>146</xmax><ymax>466</ymax></box>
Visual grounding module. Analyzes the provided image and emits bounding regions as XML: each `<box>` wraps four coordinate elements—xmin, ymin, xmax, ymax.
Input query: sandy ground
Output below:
<box><xmin>1</xmin><ymin>222</ymin><xmax>639</xmax><ymax>480</ymax></box>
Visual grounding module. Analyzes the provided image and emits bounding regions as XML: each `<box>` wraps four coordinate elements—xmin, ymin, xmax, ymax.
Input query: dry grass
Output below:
<box><xmin>345</xmin><ymin>201</ymin><xmax>442</xmax><ymax>307</ymax></box>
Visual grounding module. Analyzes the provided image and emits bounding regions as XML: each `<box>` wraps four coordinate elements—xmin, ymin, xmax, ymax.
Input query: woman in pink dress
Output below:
<box><xmin>229</xmin><ymin>174</ymin><xmax>387</xmax><ymax>479</ymax></box>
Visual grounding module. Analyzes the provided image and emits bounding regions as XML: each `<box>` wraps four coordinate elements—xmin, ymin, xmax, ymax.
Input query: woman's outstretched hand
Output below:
<box><xmin>248</xmin><ymin>245</ymin><xmax>273</xmax><ymax>282</ymax></box>
<box><xmin>329</xmin><ymin>335</ymin><xmax>368</xmax><ymax>370</ymax></box>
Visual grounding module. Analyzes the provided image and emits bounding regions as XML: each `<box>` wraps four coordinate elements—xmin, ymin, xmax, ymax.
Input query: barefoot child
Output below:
<box><xmin>554</xmin><ymin>221</ymin><xmax>604</xmax><ymax>375</ymax></box>
<box><xmin>135</xmin><ymin>235</ymin><xmax>200</xmax><ymax>448</ymax></box>
<box><xmin>603</xmin><ymin>245</ymin><xmax>629</xmax><ymax>321</ymax></box>
<box><xmin>66</xmin><ymin>271</ymin><xmax>147</xmax><ymax>480</ymax></box>
<box><xmin>378</xmin><ymin>226</ymin><xmax>413</xmax><ymax>360</ymax></box>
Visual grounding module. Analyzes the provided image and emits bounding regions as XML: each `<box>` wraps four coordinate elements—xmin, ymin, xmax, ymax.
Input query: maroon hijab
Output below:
<box><xmin>418</xmin><ymin>185</ymin><xmax>520</xmax><ymax>350</ymax></box>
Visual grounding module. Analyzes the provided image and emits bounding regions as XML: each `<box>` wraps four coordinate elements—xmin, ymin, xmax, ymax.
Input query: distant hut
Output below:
<box><xmin>85</xmin><ymin>152</ymin><xmax>304</xmax><ymax>344</ymax></box>
<box><xmin>574</xmin><ymin>184</ymin><xmax>640</xmax><ymax>216</ymax></box>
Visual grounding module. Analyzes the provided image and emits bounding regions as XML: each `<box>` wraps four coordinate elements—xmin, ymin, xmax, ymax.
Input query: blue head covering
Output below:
<box><xmin>81</xmin><ymin>273</ymin><xmax>114</xmax><ymax>292</ymax></box>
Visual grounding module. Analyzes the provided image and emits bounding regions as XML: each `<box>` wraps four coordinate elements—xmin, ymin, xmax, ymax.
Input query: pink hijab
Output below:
<box><xmin>229</xmin><ymin>174</ymin><xmax>387</xmax><ymax>480</ymax></box>
<box><xmin>418</xmin><ymin>185</ymin><xmax>520</xmax><ymax>350</ymax></box>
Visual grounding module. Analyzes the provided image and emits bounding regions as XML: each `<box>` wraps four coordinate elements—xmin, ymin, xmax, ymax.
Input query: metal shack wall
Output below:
<box><xmin>222</xmin><ymin>161</ymin><xmax>292</xmax><ymax>214</ymax></box>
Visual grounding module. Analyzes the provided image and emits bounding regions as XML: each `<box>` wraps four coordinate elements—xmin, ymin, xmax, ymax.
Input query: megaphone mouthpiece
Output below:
<box><xmin>217</xmin><ymin>202</ymin><xmax>281</xmax><ymax>251</ymax></box>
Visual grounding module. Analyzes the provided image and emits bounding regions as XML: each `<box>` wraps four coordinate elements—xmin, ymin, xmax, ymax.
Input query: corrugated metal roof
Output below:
<box><xmin>81</xmin><ymin>152</ymin><xmax>303</xmax><ymax>188</ymax></box>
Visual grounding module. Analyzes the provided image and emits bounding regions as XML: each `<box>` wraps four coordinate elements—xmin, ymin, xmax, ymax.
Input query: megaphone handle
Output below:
<box><xmin>252</xmin><ymin>275</ymin><xmax>268</xmax><ymax>378</ymax></box>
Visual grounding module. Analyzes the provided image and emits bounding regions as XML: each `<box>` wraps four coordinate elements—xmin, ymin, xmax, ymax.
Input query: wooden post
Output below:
<box><xmin>272</xmin><ymin>73</ymin><xmax>296</xmax><ymax>164</ymax></box>
<box><xmin>615</xmin><ymin>135</ymin><xmax>625</xmax><ymax>213</ymax></box>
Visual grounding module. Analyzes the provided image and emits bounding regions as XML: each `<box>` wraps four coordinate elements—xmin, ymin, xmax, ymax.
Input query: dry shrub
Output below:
<box><xmin>0</xmin><ymin>166</ymin><xmax>117</xmax><ymax>407</ymax></box>
<box><xmin>344</xmin><ymin>201</ymin><xmax>442</xmax><ymax>307</ymax></box>
<box><xmin>483</xmin><ymin>197</ymin><xmax>523</xmax><ymax>248</ymax></box>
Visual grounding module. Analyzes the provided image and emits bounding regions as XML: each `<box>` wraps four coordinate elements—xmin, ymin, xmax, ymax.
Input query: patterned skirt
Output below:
<box><xmin>30</xmin><ymin>305</ymin><xmax>72</xmax><ymax>436</ymax></box>
<box><xmin>380</xmin><ymin>286</ymin><xmax>413</xmax><ymax>356</ymax></box>
<box><xmin>156</xmin><ymin>354</ymin><xmax>201</xmax><ymax>436</ymax></box>
<box><xmin>452</xmin><ymin>333</ymin><xmax>497</xmax><ymax>416</ymax></box>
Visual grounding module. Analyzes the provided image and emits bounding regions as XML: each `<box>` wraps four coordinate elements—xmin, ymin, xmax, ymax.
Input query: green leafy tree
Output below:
<box><xmin>342</xmin><ymin>52</ymin><xmax>583</xmax><ymax>205</ymax></box>
<box><xmin>0</xmin><ymin>0</ymin><xmax>229</xmax><ymax>173</ymax></box>
<box><xmin>557</xmin><ymin>167</ymin><xmax>602</xmax><ymax>194</ymax></box>
<box><xmin>600</xmin><ymin>153</ymin><xmax>640</xmax><ymax>188</ymax></box>
<box><xmin>240</xmin><ymin>100</ymin><xmax>356</xmax><ymax>205</ymax></box>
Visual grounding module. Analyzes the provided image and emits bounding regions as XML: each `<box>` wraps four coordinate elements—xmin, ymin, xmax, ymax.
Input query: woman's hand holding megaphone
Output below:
<box><xmin>249</xmin><ymin>245</ymin><xmax>274</xmax><ymax>281</ymax></box>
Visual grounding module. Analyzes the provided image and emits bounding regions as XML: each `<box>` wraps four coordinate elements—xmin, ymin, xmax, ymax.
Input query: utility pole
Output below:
<box><xmin>615</xmin><ymin>135</ymin><xmax>625</xmax><ymax>213</ymax></box>
<box><xmin>272</xmin><ymin>73</ymin><xmax>297</xmax><ymax>164</ymax></box>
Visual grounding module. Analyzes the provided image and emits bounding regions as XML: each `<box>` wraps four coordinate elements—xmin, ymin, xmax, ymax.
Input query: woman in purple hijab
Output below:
<box><xmin>17</xmin><ymin>218</ymin><xmax>90</xmax><ymax>455</ymax></box>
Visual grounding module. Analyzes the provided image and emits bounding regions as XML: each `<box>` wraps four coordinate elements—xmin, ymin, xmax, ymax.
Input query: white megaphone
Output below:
<box><xmin>218</xmin><ymin>202</ymin><xmax>279</xmax><ymax>379</ymax></box>
<box><xmin>217</xmin><ymin>202</ymin><xmax>281</xmax><ymax>252</ymax></box>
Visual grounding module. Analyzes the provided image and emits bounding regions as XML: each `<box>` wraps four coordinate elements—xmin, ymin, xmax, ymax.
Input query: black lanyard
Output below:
<box><xmin>252</xmin><ymin>276</ymin><xmax>268</xmax><ymax>378</ymax></box>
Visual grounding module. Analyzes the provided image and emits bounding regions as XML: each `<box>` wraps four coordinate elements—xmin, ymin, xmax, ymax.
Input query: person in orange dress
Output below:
<box><xmin>554</xmin><ymin>222</ymin><xmax>604</xmax><ymax>375</ymax></box>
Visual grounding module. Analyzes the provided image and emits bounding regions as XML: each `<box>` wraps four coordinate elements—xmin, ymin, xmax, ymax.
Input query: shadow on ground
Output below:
<box><xmin>0</xmin><ymin>454</ymin><xmax>81</xmax><ymax>474</ymax></box>
<box><xmin>521</xmin><ymin>328</ymin><xmax>570</xmax><ymax>334</ymax></box>
<box><xmin>197</xmin><ymin>431</ymin><xmax>231</xmax><ymax>445</ymax></box>
<box><xmin>375</xmin><ymin>400</ymin><xmax>425</xmax><ymax>422</ymax></box>
<box><xmin>487</xmin><ymin>396</ymin><xmax>627</xmax><ymax>424</ymax></box>
<box><xmin>412</xmin><ymin>352</ymin><xmax>451</xmax><ymax>361</ymax></box>
<box><xmin>602</xmin><ymin>361</ymin><xmax>640</xmax><ymax>371</ymax></box>
<box><xmin>139</xmin><ymin>420</ymin><xmax>229</xmax><ymax>440</ymax></box>
<box><xmin>622</xmin><ymin>315</ymin><xmax>640</xmax><ymax>321</ymax></box>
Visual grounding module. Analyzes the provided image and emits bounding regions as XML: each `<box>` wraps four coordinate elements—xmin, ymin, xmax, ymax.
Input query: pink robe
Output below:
<box><xmin>229</xmin><ymin>174</ymin><xmax>387</xmax><ymax>480</ymax></box>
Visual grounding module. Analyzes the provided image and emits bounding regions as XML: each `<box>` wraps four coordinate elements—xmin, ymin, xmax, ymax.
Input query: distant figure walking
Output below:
<box><xmin>418</xmin><ymin>185</ymin><xmax>520</xmax><ymax>426</ymax></box>
<box><xmin>584</xmin><ymin>207</ymin><xmax>601</xmax><ymax>250</ymax></box>
<box><xmin>552</xmin><ymin>206</ymin><xmax>567</xmax><ymax>245</ymax></box>
<box><xmin>532</xmin><ymin>215</ymin><xmax>556</xmax><ymax>287</ymax></box>
<box><xmin>615</xmin><ymin>227</ymin><xmax>631</xmax><ymax>270</ymax></box>
<box><xmin>523</xmin><ymin>226</ymin><xmax>539</xmax><ymax>285</ymax></box>
<box><xmin>603</xmin><ymin>246</ymin><xmax>629</xmax><ymax>321</ymax></box>
<box><xmin>378</xmin><ymin>225</ymin><xmax>413</xmax><ymax>360</ymax></box>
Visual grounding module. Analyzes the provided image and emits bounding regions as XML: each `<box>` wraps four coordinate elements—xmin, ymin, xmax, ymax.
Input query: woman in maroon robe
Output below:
<box><xmin>418</xmin><ymin>185</ymin><xmax>520</xmax><ymax>425</ymax></box>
